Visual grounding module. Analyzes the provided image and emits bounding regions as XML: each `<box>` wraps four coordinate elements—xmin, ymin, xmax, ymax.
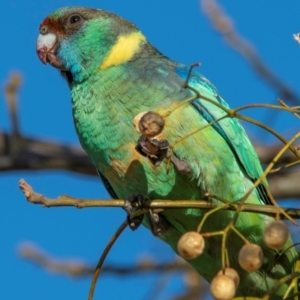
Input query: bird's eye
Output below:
<box><xmin>69</xmin><ymin>15</ymin><xmax>81</xmax><ymax>24</ymax></box>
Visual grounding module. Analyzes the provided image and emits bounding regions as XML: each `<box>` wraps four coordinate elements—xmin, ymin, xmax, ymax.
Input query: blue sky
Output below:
<box><xmin>1</xmin><ymin>1</ymin><xmax>300</xmax><ymax>299</ymax></box>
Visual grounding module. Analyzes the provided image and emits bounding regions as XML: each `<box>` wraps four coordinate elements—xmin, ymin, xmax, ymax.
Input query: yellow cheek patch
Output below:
<box><xmin>100</xmin><ymin>32</ymin><xmax>146</xmax><ymax>70</ymax></box>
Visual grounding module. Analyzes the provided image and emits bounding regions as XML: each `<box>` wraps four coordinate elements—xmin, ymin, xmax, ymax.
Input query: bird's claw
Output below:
<box><xmin>124</xmin><ymin>194</ymin><xmax>167</xmax><ymax>236</ymax></box>
<box><xmin>124</xmin><ymin>194</ymin><xmax>149</xmax><ymax>231</ymax></box>
<box><xmin>149</xmin><ymin>209</ymin><xmax>167</xmax><ymax>236</ymax></box>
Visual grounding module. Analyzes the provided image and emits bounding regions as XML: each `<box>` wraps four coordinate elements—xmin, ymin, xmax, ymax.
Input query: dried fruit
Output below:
<box><xmin>210</xmin><ymin>274</ymin><xmax>236</xmax><ymax>300</ymax></box>
<box><xmin>238</xmin><ymin>243</ymin><xmax>263</xmax><ymax>272</ymax></box>
<box><xmin>138</xmin><ymin>111</ymin><xmax>165</xmax><ymax>138</ymax></box>
<box><xmin>177</xmin><ymin>231</ymin><xmax>205</xmax><ymax>259</ymax></box>
<box><xmin>263</xmin><ymin>220</ymin><xmax>289</xmax><ymax>249</ymax></box>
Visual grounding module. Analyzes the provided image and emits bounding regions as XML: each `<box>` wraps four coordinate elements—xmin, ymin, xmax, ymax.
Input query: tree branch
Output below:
<box><xmin>18</xmin><ymin>179</ymin><xmax>300</xmax><ymax>218</ymax></box>
<box><xmin>0</xmin><ymin>130</ymin><xmax>96</xmax><ymax>175</ymax></box>
<box><xmin>201</xmin><ymin>0</ymin><xmax>300</xmax><ymax>103</ymax></box>
<box><xmin>268</xmin><ymin>171</ymin><xmax>300</xmax><ymax>200</ymax></box>
<box><xmin>0</xmin><ymin>132</ymin><xmax>298</xmax><ymax>199</ymax></box>
<box><xmin>18</xmin><ymin>243</ymin><xmax>206</xmax><ymax>299</ymax></box>
<box><xmin>18</xmin><ymin>243</ymin><xmax>192</xmax><ymax>277</ymax></box>
<box><xmin>1</xmin><ymin>129</ymin><xmax>298</xmax><ymax>175</ymax></box>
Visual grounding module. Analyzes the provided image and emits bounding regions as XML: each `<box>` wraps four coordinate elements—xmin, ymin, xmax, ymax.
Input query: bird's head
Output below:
<box><xmin>36</xmin><ymin>7</ymin><xmax>146</xmax><ymax>82</ymax></box>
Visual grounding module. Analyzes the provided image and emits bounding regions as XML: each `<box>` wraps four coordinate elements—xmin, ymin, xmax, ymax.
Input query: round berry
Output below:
<box><xmin>210</xmin><ymin>274</ymin><xmax>236</xmax><ymax>300</ymax></box>
<box><xmin>217</xmin><ymin>268</ymin><xmax>240</xmax><ymax>288</ymax></box>
<box><xmin>177</xmin><ymin>231</ymin><xmax>205</xmax><ymax>260</ymax></box>
<box><xmin>238</xmin><ymin>243</ymin><xmax>263</xmax><ymax>272</ymax></box>
<box><xmin>263</xmin><ymin>220</ymin><xmax>289</xmax><ymax>249</ymax></box>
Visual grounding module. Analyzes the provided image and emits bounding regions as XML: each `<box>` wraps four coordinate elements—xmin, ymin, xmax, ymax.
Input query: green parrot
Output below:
<box><xmin>36</xmin><ymin>7</ymin><xmax>297</xmax><ymax>298</ymax></box>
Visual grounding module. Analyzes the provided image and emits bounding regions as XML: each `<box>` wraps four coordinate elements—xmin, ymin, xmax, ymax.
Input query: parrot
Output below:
<box><xmin>36</xmin><ymin>6</ymin><xmax>298</xmax><ymax>298</ymax></box>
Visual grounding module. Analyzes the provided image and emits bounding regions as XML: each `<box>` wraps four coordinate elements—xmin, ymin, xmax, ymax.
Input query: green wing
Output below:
<box><xmin>176</xmin><ymin>66</ymin><xmax>269</xmax><ymax>203</ymax></box>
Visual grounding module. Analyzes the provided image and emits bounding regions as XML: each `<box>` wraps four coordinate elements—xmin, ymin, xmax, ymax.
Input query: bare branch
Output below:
<box><xmin>18</xmin><ymin>179</ymin><xmax>300</xmax><ymax>218</ymax></box>
<box><xmin>201</xmin><ymin>0</ymin><xmax>299</xmax><ymax>103</ymax></box>
<box><xmin>268</xmin><ymin>171</ymin><xmax>300</xmax><ymax>200</ymax></box>
<box><xmin>88</xmin><ymin>220</ymin><xmax>128</xmax><ymax>300</ymax></box>
<box><xmin>1</xmin><ymin>129</ymin><xmax>299</xmax><ymax>199</ymax></box>
<box><xmin>2</xmin><ymin>128</ymin><xmax>298</xmax><ymax>175</ymax></box>
<box><xmin>18</xmin><ymin>243</ymin><xmax>192</xmax><ymax>277</ymax></box>
<box><xmin>256</xmin><ymin>144</ymin><xmax>300</xmax><ymax>165</ymax></box>
<box><xmin>0</xmin><ymin>130</ymin><xmax>96</xmax><ymax>175</ymax></box>
<box><xmin>18</xmin><ymin>243</ymin><xmax>206</xmax><ymax>300</ymax></box>
<box><xmin>4</xmin><ymin>72</ymin><xmax>22</xmax><ymax>137</ymax></box>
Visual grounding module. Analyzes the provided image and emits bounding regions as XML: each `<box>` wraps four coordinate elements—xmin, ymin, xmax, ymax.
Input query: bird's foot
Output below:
<box><xmin>149</xmin><ymin>209</ymin><xmax>167</xmax><ymax>237</ymax></box>
<box><xmin>124</xmin><ymin>194</ymin><xmax>167</xmax><ymax>236</ymax></box>
<box><xmin>135</xmin><ymin>135</ymin><xmax>170</xmax><ymax>166</ymax></box>
<box><xmin>124</xmin><ymin>194</ymin><xmax>147</xmax><ymax>231</ymax></box>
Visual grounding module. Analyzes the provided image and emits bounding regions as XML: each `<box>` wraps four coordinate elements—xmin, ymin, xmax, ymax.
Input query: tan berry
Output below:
<box><xmin>177</xmin><ymin>231</ymin><xmax>205</xmax><ymax>259</ymax></box>
<box><xmin>238</xmin><ymin>243</ymin><xmax>263</xmax><ymax>272</ymax></box>
<box><xmin>217</xmin><ymin>268</ymin><xmax>240</xmax><ymax>288</ymax></box>
<box><xmin>210</xmin><ymin>274</ymin><xmax>236</xmax><ymax>300</ymax></box>
<box><xmin>263</xmin><ymin>220</ymin><xmax>289</xmax><ymax>249</ymax></box>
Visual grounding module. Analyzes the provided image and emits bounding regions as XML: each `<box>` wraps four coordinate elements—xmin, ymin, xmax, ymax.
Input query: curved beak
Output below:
<box><xmin>36</xmin><ymin>33</ymin><xmax>67</xmax><ymax>70</ymax></box>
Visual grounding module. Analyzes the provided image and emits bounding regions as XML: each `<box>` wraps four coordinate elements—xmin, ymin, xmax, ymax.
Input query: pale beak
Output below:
<box><xmin>36</xmin><ymin>32</ymin><xmax>67</xmax><ymax>70</ymax></box>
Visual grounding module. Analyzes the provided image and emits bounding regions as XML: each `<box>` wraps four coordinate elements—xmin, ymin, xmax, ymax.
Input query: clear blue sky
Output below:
<box><xmin>1</xmin><ymin>1</ymin><xmax>300</xmax><ymax>299</ymax></box>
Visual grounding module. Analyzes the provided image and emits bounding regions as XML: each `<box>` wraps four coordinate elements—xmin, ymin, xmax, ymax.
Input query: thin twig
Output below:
<box><xmin>4</xmin><ymin>72</ymin><xmax>22</xmax><ymax>137</ymax></box>
<box><xmin>201</xmin><ymin>0</ymin><xmax>299</xmax><ymax>103</ymax></box>
<box><xmin>88</xmin><ymin>220</ymin><xmax>128</xmax><ymax>300</ymax></box>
